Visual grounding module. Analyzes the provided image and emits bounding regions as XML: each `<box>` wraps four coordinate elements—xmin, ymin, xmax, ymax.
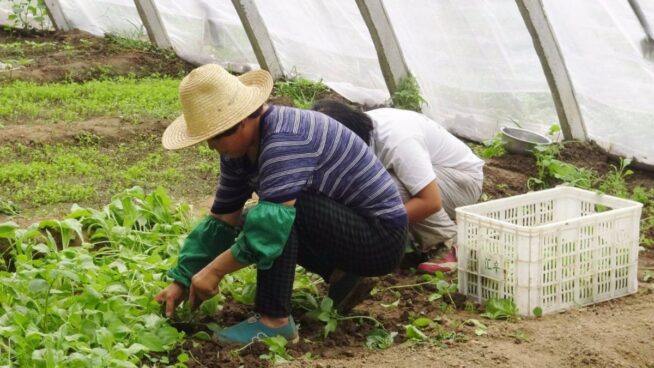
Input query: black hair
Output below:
<box><xmin>311</xmin><ymin>99</ymin><xmax>373</xmax><ymax>145</ymax></box>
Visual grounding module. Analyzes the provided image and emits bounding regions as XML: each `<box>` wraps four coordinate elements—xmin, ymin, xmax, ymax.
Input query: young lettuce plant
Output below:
<box><xmin>481</xmin><ymin>298</ymin><xmax>518</xmax><ymax>320</ymax></box>
<box><xmin>305</xmin><ymin>297</ymin><xmax>387</xmax><ymax>339</ymax></box>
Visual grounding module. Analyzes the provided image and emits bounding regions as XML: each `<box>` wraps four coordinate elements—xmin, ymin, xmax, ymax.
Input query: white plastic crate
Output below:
<box><xmin>457</xmin><ymin>187</ymin><xmax>642</xmax><ymax>316</ymax></box>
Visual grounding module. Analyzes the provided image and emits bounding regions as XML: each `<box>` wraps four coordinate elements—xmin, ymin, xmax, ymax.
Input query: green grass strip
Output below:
<box><xmin>0</xmin><ymin>77</ymin><xmax>180</xmax><ymax>124</ymax></box>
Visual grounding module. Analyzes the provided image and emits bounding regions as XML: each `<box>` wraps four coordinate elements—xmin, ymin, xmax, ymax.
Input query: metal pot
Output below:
<box><xmin>500</xmin><ymin>126</ymin><xmax>552</xmax><ymax>155</ymax></box>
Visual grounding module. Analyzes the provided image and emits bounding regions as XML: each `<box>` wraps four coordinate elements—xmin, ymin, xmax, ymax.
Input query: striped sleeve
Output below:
<box><xmin>211</xmin><ymin>156</ymin><xmax>254</xmax><ymax>214</ymax></box>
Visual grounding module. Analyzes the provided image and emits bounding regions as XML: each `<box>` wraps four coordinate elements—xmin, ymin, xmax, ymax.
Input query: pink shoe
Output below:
<box><xmin>417</xmin><ymin>247</ymin><xmax>457</xmax><ymax>274</ymax></box>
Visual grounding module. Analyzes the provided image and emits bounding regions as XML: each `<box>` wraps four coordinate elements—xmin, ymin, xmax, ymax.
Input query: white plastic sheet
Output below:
<box><xmin>57</xmin><ymin>0</ymin><xmax>145</xmax><ymax>38</ymax></box>
<box><xmin>154</xmin><ymin>0</ymin><xmax>257</xmax><ymax>71</ymax></box>
<box><xmin>255</xmin><ymin>0</ymin><xmax>389</xmax><ymax>105</ymax></box>
<box><xmin>382</xmin><ymin>0</ymin><xmax>559</xmax><ymax>141</ymax></box>
<box><xmin>543</xmin><ymin>0</ymin><xmax>654</xmax><ymax>165</ymax></box>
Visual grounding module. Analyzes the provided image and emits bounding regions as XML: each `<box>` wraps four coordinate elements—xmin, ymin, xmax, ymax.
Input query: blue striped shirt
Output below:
<box><xmin>211</xmin><ymin>105</ymin><xmax>407</xmax><ymax>226</ymax></box>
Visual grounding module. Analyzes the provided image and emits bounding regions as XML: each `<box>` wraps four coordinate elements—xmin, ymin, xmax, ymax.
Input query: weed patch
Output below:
<box><xmin>391</xmin><ymin>74</ymin><xmax>426</xmax><ymax>112</ymax></box>
<box><xmin>274</xmin><ymin>77</ymin><xmax>330</xmax><ymax>109</ymax></box>
<box><xmin>0</xmin><ymin>77</ymin><xmax>180</xmax><ymax>124</ymax></box>
<box><xmin>0</xmin><ymin>138</ymin><xmax>219</xmax><ymax>215</ymax></box>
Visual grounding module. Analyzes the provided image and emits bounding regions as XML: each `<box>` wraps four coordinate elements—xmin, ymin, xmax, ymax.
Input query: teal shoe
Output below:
<box><xmin>214</xmin><ymin>314</ymin><xmax>299</xmax><ymax>346</ymax></box>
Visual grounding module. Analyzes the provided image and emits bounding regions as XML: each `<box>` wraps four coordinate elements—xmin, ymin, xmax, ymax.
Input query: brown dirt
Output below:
<box><xmin>166</xmin><ymin>270</ymin><xmax>654</xmax><ymax>368</ymax></box>
<box><xmin>161</xmin><ymin>144</ymin><xmax>654</xmax><ymax>367</ymax></box>
<box><xmin>0</xmin><ymin>29</ymin><xmax>194</xmax><ymax>83</ymax></box>
<box><xmin>3</xmin><ymin>29</ymin><xmax>654</xmax><ymax>368</ymax></box>
<box><xmin>0</xmin><ymin>117</ymin><xmax>167</xmax><ymax>145</ymax></box>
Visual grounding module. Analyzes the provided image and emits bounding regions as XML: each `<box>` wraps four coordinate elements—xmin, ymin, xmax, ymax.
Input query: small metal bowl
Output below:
<box><xmin>500</xmin><ymin>127</ymin><xmax>552</xmax><ymax>155</ymax></box>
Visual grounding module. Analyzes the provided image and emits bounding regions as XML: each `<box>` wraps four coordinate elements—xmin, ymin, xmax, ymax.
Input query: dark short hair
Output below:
<box><xmin>312</xmin><ymin>100</ymin><xmax>373</xmax><ymax>145</ymax></box>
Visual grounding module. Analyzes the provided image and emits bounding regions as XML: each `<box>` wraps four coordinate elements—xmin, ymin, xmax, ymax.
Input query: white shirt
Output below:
<box><xmin>366</xmin><ymin>108</ymin><xmax>484</xmax><ymax>196</ymax></box>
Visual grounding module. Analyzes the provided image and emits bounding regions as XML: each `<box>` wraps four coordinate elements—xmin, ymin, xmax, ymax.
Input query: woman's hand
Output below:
<box><xmin>188</xmin><ymin>265</ymin><xmax>223</xmax><ymax>311</ymax></box>
<box><xmin>154</xmin><ymin>282</ymin><xmax>186</xmax><ymax>318</ymax></box>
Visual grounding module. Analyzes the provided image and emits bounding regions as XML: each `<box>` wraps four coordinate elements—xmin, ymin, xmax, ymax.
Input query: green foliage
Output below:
<box><xmin>0</xmin><ymin>139</ymin><xmax>218</xmax><ymax>212</ymax></box>
<box><xmin>105</xmin><ymin>33</ymin><xmax>178</xmax><ymax>61</ymax></box>
<box><xmin>274</xmin><ymin>78</ymin><xmax>329</xmax><ymax>109</ymax></box>
<box><xmin>477</xmin><ymin>133</ymin><xmax>506</xmax><ymax>159</ymax></box>
<box><xmin>548</xmin><ymin>124</ymin><xmax>561</xmax><ymax>138</ymax></box>
<box><xmin>381</xmin><ymin>271</ymin><xmax>458</xmax><ymax>304</ymax></box>
<box><xmin>464</xmin><ymin>319</ymin><xmax>488</xmax><ymax>336</ymax></box>
<box><xmin>391</xmin><ymin>75</ymin><xmax>426</xmax><ymax>112</ymax></box>
<box><xmin>105</xmin><ymin>33</ymin><xmax>151</xmax><ymax>51</ymax></box>
<box><xmin>0</xmin><ymin>77</ymin><xmax>180</xmax><ymax>124</ymax></box>
<box><xmin>630</xmin><ymin>186</ymin><xmax>654</xmax><ymax>248</ymax></box>
<box><xmin>528</xmin><ymin>143</ymin><xmax>596</xmax><ymax>190</ymax></box>
<box><xmin>304</xmin><ymin>296</ymin><xmax>385</xmax><ymax>340</ymax></box>
<box><xmin>259</xmin><ymin>336</ymin><xmax>293</xmax><ymax>364</ymax></box>
<box><xmin>365</xmin><ymin>328</ymin><xmax>396</xmax><ymax>350</ymax></box>
<box><xmin>0</xmin><ymin>188</ymin><xmax>191</xmax><ymax>366</ymax></box>
<box><xmin>598</xmin><ymin>158</ymin><xmax>633</xmax><ymax>198</ymax></box>
<box><xmin>532</xmin><ymin>307</ymin><xmax>543</xmax><ymax>317</ymax></box>
<box><xmin>481</xmin><ymin>298</ymin><xmax>518</xmax><ymax>320</ymax></box>
<box><xmin>5</xmin><ymin>0</ymin><xmax>49</xmax><ymax>31</ymax></box>
<box><xmin>631</xmin><ymin>186</ymin><xmax>653</xmax><ymax>205</ymax></box>
<box><xmin>512</xmin><ymin>331</ymin><xmax>530</xmax><ymax>343</ymax></box>
<box><xmin>307</xmin><ymin>297</ymin><xmax>339</xmax><ymax>338</ymax></box>
<box><xmin>405</xmin><ymin>324</ymin><xmax>429</xmax><ymax>341</ymax></box>
<box><xmin>0</xmin><ymin>198</ymin><xmax>19</xmax><ymax>216</ymax></box>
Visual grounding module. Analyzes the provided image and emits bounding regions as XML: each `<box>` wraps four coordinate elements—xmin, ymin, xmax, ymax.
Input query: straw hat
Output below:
<box><xmin>162</xmin><ymin>64</ymin><xmax>273</xmax><ymax>150</ymax></box>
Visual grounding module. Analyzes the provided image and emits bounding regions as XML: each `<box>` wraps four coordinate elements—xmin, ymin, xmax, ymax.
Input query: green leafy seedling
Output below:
<box><xmin>481</xmin><ymin>298</ymin><xmax>518</xmax><ymax>320</ymax></box>
<box><xmin>391</xmin><ymin>74</ymin><xmax>427</xmax><ymax>112</ymax></box>
<box><xmin>512</xmin><ymin>331</ymin><xmax>530</xmax><ymax>343</ymax></box>
<box><xmin>412</xmin><ymin>317</ymin><xmax>432</xmax><ymax>328</ymax></box>
<box><xmin>464</xmin><ymin>319</ymin><xmax>488</xmax><ymax>336</ymax></box>
<box><xmin>274</xmin><ymin>77</ymin><xmax>329</xmax><ymax>109</ymax></box>
<box><xmin>315</xmin><ymin>297</ymin><xmax>339</xmax><ymax>337</ymax></box>
<box><xmin>532</xmin><ymin>307</ymin><xmax>543</xmax><ymax>317</ymax></box>
<box><xmin>598</xmin><ymin>157</ymin><xmax>633</xmax><ymax>198</ymax></box>
<box><xmin>405</xmin><ymin>325</ymin><xmax>429</xmax><ymax>342</ymax></box>
<box><xmin>365</xmin><ymin>328</ymin><xmax>396</xmax><ymax>350</ymax></box>
<box><xmin>479</xmin><ymin>133</ymin><xmax>506</xmax><ymax>159</ymax></box>
<box><xmin>0</xmin><ymin>198</ymin><xmax>19</xmax><ymax>216</ymax></box>
<box><xmin>259</xmin><ymin>336</ymin><xmax>293</xmax><ymax>364</ymax></box>
<box><xmin>306</xmin><ymin>296</ymin><xmax>385</xmax><ymax>338</ymax></box>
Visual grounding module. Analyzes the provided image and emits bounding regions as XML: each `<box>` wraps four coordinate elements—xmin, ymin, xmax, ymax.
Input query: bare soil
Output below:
<box><xmin>2</xmin><ymin>29</ymin><xmax>654</xmax><ymax>368</ymax></box>
<box><xmin>0</xmin><ymin>29</ymin><xmax>194</xmax><ymax>82</ymax></box>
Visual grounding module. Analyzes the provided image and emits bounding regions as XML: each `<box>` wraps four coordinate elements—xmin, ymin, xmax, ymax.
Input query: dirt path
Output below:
<box><xmin>294</xmin><ymin>285</ymin><xmax>654</xmax><ymax>368</ymax></box>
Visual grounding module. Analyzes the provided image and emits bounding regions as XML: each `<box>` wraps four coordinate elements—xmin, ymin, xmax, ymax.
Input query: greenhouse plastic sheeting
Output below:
<box><xmin>57</xmin><ymin>0</ymin><xmax>145</xmax><ymax>38</ymax></box>
<box><xmin>382</xmin><ymin>0</ymin><xmax>558</xmax><ymax>142</ymax></box>
<box><xmin>154</xmin><ymin>0</ymin><xmax>257</xmax><ymax>71</ymax></box>
<box><xmin>544</xmin><ymin>0</ymin><xmax>654</xmax><ymax>166</ymax></box>
<box><xmin>255</xmin><ymin>0</ymin><xmax>389</xmax><ymax>105</ymax></box>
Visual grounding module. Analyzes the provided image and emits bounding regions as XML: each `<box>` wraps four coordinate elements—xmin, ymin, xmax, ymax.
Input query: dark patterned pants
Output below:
<box><xmin>254</xmin><ymin>192</ymin><xmax>407</xmax><ymax>317</ymax></box>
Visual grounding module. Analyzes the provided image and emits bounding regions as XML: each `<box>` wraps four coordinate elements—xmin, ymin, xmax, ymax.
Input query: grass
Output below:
<box><xmin>0</xmin><ymin>77</ymin><xmax>181</xmax><ymax>124</ymax></box>
<box><xmin>391</xmin><ymin>74</ymin><xmax>426</xmax><ymax>112</ymax></box>
<box><xmin>274</xmin><ymin>77</ymin><xmax>330</xmax><ymax>109</ymax></box>
<box><xmin>0</xmin><ymin>137</ymin><xmax>220</xmax><ymax>217</ymax></box>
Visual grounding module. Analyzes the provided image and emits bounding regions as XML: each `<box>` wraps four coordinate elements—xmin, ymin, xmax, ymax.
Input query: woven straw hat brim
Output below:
<box><xmin>162</xmin><ymin>69</ymin><xmax>273</xmax><ymax>150</ymax></box>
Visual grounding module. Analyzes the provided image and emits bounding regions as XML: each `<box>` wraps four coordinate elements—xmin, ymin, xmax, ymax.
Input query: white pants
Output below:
<box><xmin>391</xmin><ymin>167</ymin><xmax>482</xmax><ymax>253</ymax></box>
